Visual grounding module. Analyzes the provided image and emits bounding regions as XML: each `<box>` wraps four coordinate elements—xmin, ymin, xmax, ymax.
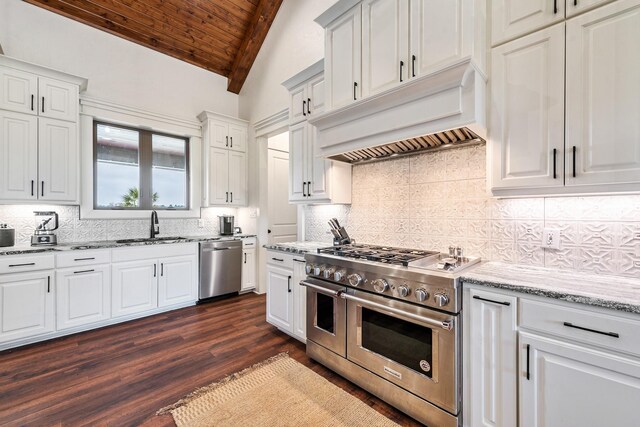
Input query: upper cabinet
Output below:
<box><xmin>199</xmin><ymin>111</ymin><xmax>248</xmax><ymax>207</ymax></box>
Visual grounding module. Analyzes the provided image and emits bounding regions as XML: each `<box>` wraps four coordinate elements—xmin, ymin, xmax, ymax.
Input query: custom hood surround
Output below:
<box><xmin>309</xmin><ymin>58</ymin><xmax>487</xmax><ymax>163</ymax></box>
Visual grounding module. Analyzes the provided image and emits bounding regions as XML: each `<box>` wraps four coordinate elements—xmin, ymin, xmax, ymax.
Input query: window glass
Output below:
<box><xmin>152</xmin><ymin>134</ymin><xmax>187</xmax><ymax>209</ymax></box>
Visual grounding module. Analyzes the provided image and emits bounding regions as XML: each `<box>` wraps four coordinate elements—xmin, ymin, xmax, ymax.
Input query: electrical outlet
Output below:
<box><xmin>542</xmin><ymin>228</ymin><xmax>561</xmax><ymax>250</ymax></box>
<box><xmin>250</xmin><ymin>209</ymin><xmax>258</xmax><ymax>219</ymax></box>
<box><xmin>197</xmin><ymin>219</ymin><xmax>204</xmax><ymax>228</ymax></box>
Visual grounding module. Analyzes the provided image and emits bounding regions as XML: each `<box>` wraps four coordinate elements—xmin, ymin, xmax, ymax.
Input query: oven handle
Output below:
<box><xmin>340</xmin><ymin>292</ymin><xmax>454</xmax><ymax>331</ymax></box>
<box><xmin>300</xmin><ymin>280</ymin><xmax>341</xmax><ymax>297</ymax></box>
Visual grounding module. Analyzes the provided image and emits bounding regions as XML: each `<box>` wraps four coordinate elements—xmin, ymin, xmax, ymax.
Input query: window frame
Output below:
<box><xmin>93</xmin><ymin>120</ymin><xmax>191</xmax><ymax>211</ymax></box>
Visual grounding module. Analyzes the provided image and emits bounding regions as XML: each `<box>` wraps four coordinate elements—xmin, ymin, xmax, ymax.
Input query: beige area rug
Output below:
<box><xmin>157</xmin><ymin>353</ymin><xmax>400</xmax><ymax>427</ymax></box>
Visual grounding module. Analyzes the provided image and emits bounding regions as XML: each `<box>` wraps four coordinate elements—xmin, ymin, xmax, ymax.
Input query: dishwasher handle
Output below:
<box><xmin>202</xmin><ymin>247</ymin><xmax>232</xmax><ymax>252</ymax></box>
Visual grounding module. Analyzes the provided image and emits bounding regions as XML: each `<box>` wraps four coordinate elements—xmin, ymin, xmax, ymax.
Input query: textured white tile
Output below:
<box><xmin>516</xmin><ymin>221</ymin><xmax>544</xmax><ymax>244</ymax></box>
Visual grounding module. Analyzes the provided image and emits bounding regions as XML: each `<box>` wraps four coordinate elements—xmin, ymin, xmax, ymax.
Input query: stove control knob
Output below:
<box><xmin>323</xmin><ymin>267</ymin><xmax>336</xmax><ymax>280</ymax></box>
<box><xmin>313</xmin><ymin>265</ymin><xmax>323</xmax><ymax>276</ymax></box>
<box><xmin>398</xmin><ymin>285</ymin><xmax>410</xmax><ymax>298</ymax></box>
<box><xmin>347</xmin><ymin>274</ymin><xmax>363</xmax><ymax>287</ymax></box>
<box><xmin>305</xmin><ymin>264</ymin><xmax>313</xmax><ymax>275</ymax></box>
<box><xmin>415</xmin><ymin>288</ymin><xmax>429</xmax><ymax>302</ymax></box>
<box><xmin>434</xmin><ymin>293</ymin><xmax>450</xmax><ymax>307</ymax></box>
<box><xmin>372</xmin><ymin>279</ymin><xmax>389</xmax><ymax>293</ymax></box>
<box><xmin>334</xmin><ymin>270</ymin><xmax>346</xmax><ymax>282</ymax></box>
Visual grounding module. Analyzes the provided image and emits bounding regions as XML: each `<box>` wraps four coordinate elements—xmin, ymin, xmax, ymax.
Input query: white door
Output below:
<box><xmin>241</xmin><ymin>249</ymin><xmax>256</xmax><ymax>291</ymax></box>
<box><xmin>289</xmin><ymin>83</ymin><xmax>307</xmax><ymax>125</ymax></box>
<box><xmin>410</xmin><ymin>0</ymin><xmax>465</xmax><ymax>77</ymax></box>
<box><xmin>0</xmin><ymin>111</ymin><xmax>38</xmax><ymax>201</ymax></box>
<box><xmin>306</xmin><ymin>126</ymin><xmax>331</xmax><ymax>201</ymax></box>
<box><xmin>362</xmin><ymin>0</ymin><xmax>409</xmax><ymax>96</ymax></box>
<box><xmin>268</xmin><ymin>148</ymin><xmax>298</xmax><ymax>243</ymax></box>
<box><xmin>0</xmin><ymin>272</ymin><xmax>54</xmax><ymax>344</ymax></box>
<box><xmin>112</xmin><ymin>260</ymin><xmax>158</xmax><ymax>317</ymax></box>
<box><xmin>567</xmin><ymin>0</ymin><xmax>617</xmax><ymax>17</ymax></box>
<box><xmin>520</xmin><ymin>332</ymin><xmax>640</xmax><ymax>427</ymax></box>
<box><xmin>228</xmin><ymin>123</ymin><xmax>247</xmax><ymax>153</ymax></box>
<box><xmin>468</xmin><ymin>289</ymin><xmax>518</xmax><ymax>427</ymax></box>
<box><xmin>325</xmin><ymin>4</ymin><xmax>362</xmax><ymax>108</ymax></box>
<box><xmin>491</xmin><ymin>24</ymin><xmax>565</xmax><ymax>191</ymax></box>
<box><xmin>38</xmin><ymin>77</ymin><xmax>78</xmax><ymax>122</ymax></box>
<box><xmin>292</xmin><ymin>258</ymin><xmax>307</xmax><ymax>342</ymax></box>
<box><xmin>266</xmin><ymin>265</ymin><xmax>294</xmax><ymax>333</ymax></box>
<box><xmin>566</xmin><ymin>0</ymin><xmax>640</xmax><ymax>187</ymax></box>
<box><xmin>158</xmin><ymin>255</ymin><xmax>196</xmax><ymax>307</ymax></box>
<box><xmin>38</xmin><ymin>118</ymin><xmax>78</xmax><ymax>202</ymax></box>
<box><xmin>289</xmin><ymin>122</ymin><xmax>307</xmax><ymax>202</ymax></box>
<box><xmin>210</xmin><ymin>120</ymin><xmax>229</xmax><ymax>149</ymax></box>
<box><xmin>56</xmin><ymin>265</ymin><xmax>110</xmax><ymax>330</ymax></box>
<box><xmin>209</xmin><ymin>147</ymin><xmax>230</xmax><ymax>205</ymax></box>
<box><xmin>307</xmin><ymin>75</ymin><xmax>325</xmax><ymax>116</ymax></box>
<box><xmin>492</xmin><ymin>0</ymin><xmax>565</xmax><ymax>46</ymax></box>
<box><xmin>228</xmin><ymin>150</ymin><xmax>247</xmax><ymax>206</ymax></box>
<box><xmin>0</xmin><ymin>67</ymin><xmax>38</xmax><ymax>115</ymax></box>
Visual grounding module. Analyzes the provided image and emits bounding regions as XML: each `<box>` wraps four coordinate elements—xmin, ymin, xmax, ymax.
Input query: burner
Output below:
<box><xmin>318</xmin><ymin>244</ymin><xmax>440</xmax><ymax>267</ymax></box>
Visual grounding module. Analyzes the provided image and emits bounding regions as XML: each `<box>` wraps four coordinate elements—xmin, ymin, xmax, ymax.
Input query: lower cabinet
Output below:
<box><xmin>241</xmin><ymin>248</ymin><xmax>256</xmax><ymax>291</ymax></box>
<box><xmin>56</xmin><ymin>265</ymin><xmax>110</xmax><ymax>330</ymax></box>
<box><xmin>158</xmin><ymin>255</ymin><xmax>197</xmax><ymax>307</ymax></box>
<box><xmin>111</xmin><ymin>260</ymin><xmax>158</xmax><ymax>318</ymax></box>
<box><xmin>292</xmin><ymin>258</ymin><xmax>307</xmax><ymax>341</ymax></box>
<box><xmin>0</xmin><ymin>271</ymin><xmax>54</xmax><ymax>343</ymax></box>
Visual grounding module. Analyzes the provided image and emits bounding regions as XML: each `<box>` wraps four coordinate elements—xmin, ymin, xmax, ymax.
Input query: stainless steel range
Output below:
<box><xmin>302</xmin><ymin>244</ymin><xmax>479</xmax><ymax>427</ymax></box>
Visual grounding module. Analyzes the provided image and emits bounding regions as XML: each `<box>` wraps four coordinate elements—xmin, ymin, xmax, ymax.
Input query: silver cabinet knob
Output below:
<box><xmin>415</xmin><ymin>288</ymin><xmax>429</xmax><ymax>302</ymax></box>
<box><xmin>434</xmin><ymin>293</ymin><xmax>450</xmax><ymax>307</ymax></box>
<box><xmin>347</xmin><ymin>273</ymin><xmax>362</xmax><ymax>286</ymax></box>
<box><xmin>372</xmin><ymin>279</ymin><xmax>389</xmax><ymax>293</ymax></box>
<box><xmin>334</xmin><ymin>270</ymin><xmax>346</xmax><ymax>281</ymax></box>
<box><xmin>398</xmin><ymin>285</ymin><xmax>410</xmax><ymax>297</ymax></box>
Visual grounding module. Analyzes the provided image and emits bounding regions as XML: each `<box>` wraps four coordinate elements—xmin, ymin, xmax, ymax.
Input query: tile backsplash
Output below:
<box><xmin>0</xmin><ymin>205</ymin><xmax>237</xmax><ymax>245</ymax></box>
<box><xmin>305</xmin><ymin>144</ymin><xmax>640</xmax><ymax>278</ymax></box>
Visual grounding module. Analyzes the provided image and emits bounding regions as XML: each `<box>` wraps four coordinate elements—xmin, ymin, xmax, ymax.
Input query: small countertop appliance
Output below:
<box><xmin>0</xmin><ymin>224</ymin><xmax>15</xmax><ymax>247</ymax></box>
<box><xmin>31</xmin><ymin>211</ymin><xmax>59</xmax><ymax>246</ymax></box>
<box><xmin>218</xmin><ymin>215</ymin><xmax>234</xmax><ymax>236</ymax></box>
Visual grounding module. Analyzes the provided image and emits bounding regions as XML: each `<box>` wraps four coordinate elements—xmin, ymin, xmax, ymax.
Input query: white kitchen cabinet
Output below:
<box><xmin>38</xmin><ymin>77</ymin><xmax>78</xmax><ymax>123</ymax></box>
<box><xmin>241</xmin><ymin>248</ymin><xmax>256</xmax><ymax>292</ymax></box>
<box><xmin>266</xmin><ymin>263</ymin><xmax>294</xmax><ymax>333</ymax></box>
<box><xmin>289</xmin><ymin>84</ymin><xmax>307</xmax><ymax>125</ymax></box>
<box><xmin>56</xmin><ymin>265</ymin><xmax>110</xmax><ymax>330</ymax></box>
<box><xmin>0</xmin><ymin>67</ymin><xmax>38</xmax><ymax>115</ymax></box>
<box><xmin>158</xmin><ymin>255</ymin><xmax>197</xmax><ymax>308</ymax></box>
<box><xmin>567</xmin><ymin>0</ymin><xmax>617</xmax><ymax>17</ymax></box>
<box><xmin>324</xmin><ymin>4</ymin><xmax>362</xmax><ymax>109</ymax></box>
<box><xmin>205</xmin><ymin>117</ymin><xmax>247</xmax><ymax>153</ymax></box>
<box><xmin>0</xmin><ymin>110</ymin><xmax>38</xmax><ymax>201</ymax></box>
<box><xmin>565</xmin><ymin>0</ymin><xmax>640</xmax><ymax>187</ymax></box>
<box><xmin>209</xmin><ymin>147</ymin><xmax>230</xmax><ymax>205</ymax></box>
<box><xmin>0</xmin><ymin>271</ymin><xmax>54</xmax><ymax>344</ymax></box>
<box><xmin>292</xmin><ymin>257</ymin><xmax>307</xmax><ymax>341</ymax></box>
<box><xmin>286</xmin><ymin>62</ymin><xmax>326</xmax><ymax>126</ymax></box>
<box><xmin>492</xmin><ymin>0</ymin><xmax>565</xmax><ymax>46</ymax></box>
<box><xmin>228</xmin><ymin>150</ymin><xmax>247</xmax><ymax>206</ymax></box>
<box><xmin>38</xmin><ymin>118</ymin><xmax>78</xmax><ymax>202</ymax></box>
<box><xmin>490</xmin><ymin>24</ymin><xmax>566</xmax><ymax>192</ymax></box>
<box><xmin>520</xmin><ymin>332</ymin><xmax>640</xmax><ymax>427</ymax></box>
<box><xmin>468</xmin><ymin>289</ymin><xmax>518</xmax><ymax>427</ymax></box>
<box><xmin>362</xmin><ymin>0</ymin><xmax>409</xmax><ymax>97</ymax></box>
<box><xmin>227</xmin><ymin>122</ymin><xmax>247</xmax><ymax>153</ymax></box>
<box><xmin>111</xmin><ymin>260</ymin><xmax>158</xmax><ymax>318</ymax></box>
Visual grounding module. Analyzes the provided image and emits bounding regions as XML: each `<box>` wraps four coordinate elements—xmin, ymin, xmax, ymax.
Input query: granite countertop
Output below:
<box><xmin>462</xmin><ymin>262</ymin><xmax>640</xmax><ymax>314</ymax></box>
<box><xmin>0</xmin><ymin>234</ymin><xmax>257</xmax><ymax>256</ymax></box>
<box><xmin>263</xmin><ymin>241</ymin><xmax>328</xmax><ymax>255</ymax></box>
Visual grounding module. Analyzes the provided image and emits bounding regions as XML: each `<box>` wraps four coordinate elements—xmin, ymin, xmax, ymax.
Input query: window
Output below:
<box><xmin>94</xmin><ymin>122</ymin><xmax>189</xmax><ymax>210</ymax></box>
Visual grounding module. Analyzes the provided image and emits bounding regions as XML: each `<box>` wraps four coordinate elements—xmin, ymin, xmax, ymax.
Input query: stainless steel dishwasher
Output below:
<box><xmin>199</xmin><ymin>239</ymin><xmax>242</xmax><ymax>300</ymax></box>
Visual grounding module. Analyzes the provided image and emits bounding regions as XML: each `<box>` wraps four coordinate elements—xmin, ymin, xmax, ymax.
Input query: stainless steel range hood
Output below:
<box><xmin>308</xmin><ymin>59</ymin><xmax>487</xmax><ymax>163</ymax></box>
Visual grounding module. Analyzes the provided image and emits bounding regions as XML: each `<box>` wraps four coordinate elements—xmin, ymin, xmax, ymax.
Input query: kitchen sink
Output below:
<box><xmin>115</xmin><ymin>236</ymin><xmax>188</xmax><ymax>244</ymax></box>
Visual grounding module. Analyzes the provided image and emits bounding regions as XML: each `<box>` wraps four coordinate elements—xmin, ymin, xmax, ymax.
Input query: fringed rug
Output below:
<box><xmin>157</xmin><ymin>353</ymin><xmax>399</xmax><ymax>426</ymax></box>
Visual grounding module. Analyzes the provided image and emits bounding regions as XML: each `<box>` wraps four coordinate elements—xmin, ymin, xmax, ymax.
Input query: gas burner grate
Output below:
<box><xmin>317</xmin><ymin>244</ymin><xmax>440</xmax><ymax>267</ymax></box>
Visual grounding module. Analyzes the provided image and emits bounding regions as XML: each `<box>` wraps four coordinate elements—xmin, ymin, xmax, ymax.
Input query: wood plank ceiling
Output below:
<box><xmin>23</xmin><ymin>0</ymin><xmax>284</xmax><ymax>94</ymax></box>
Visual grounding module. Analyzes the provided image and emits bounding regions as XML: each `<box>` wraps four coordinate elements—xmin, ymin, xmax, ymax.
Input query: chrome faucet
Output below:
<box><xmin>150</xmin><ymin>210</ymin><xmax>160</xmax><ymax>238</ymax></box>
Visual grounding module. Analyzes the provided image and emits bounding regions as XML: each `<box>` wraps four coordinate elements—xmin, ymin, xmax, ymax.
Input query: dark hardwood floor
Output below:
<box><xmin>0</xmin><ymin>293</ymin><xmax>422</xmax><ymax>426</ymax></box>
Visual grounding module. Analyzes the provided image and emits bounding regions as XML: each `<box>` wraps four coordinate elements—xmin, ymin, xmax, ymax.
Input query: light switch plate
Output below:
<box><xmin>542</xmin><ymin>228</ymin><xmax>561</xmax><ymax>250</ymax></box>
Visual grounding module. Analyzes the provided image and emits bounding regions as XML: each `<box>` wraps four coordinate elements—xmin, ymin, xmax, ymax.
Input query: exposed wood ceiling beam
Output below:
<box><xmin>227</xmin><ymin>0</ymin><xmax>283</xmax><ymax>94</ymax></box>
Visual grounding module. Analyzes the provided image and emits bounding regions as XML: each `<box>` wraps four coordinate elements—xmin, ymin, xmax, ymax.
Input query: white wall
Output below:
<box><xmin>0</xmin><ymin>0</ymin><xmax>239</xmax><ymax>120</ymax></box>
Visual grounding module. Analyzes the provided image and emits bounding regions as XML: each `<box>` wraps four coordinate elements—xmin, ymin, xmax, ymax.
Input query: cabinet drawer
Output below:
<box><xmin>266</xmin><ymin>251</ymin><xmax>294</xmax><ymax>269</ymax></box>
<box><xmin>56</xmin><ymin>249</ymin><xmax>111</xmax><ymax>268</ymax></box>
<box><xmin>242</xmin><ymin>237</ymin><xmax>257</xmax><ymax>249</ymax></box>
<box><xmin>0</xmin><ymin>254</ymin><xmax>55</xmax><ymax>274</ymax></box>
<box><xmin>520</xmin><ymin>298</ymin><xmax>640</xmax><ymax>357</ymax></box>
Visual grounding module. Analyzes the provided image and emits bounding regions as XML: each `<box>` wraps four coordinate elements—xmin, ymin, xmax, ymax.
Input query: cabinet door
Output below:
<box><xmin>38</xmin><ymin>77</ymin><xmax>78</xmax><ymax>122</ymax></box>
<box><xmin>210</xmin><ymin>120</ymin><xmax>229</xmax><ymax>149</ymax></box>
<box><xmin>468</xmin><ymin>289</ymin><xmax>518</xmax><ymax>427</ymax></box>
<box><xmin>307</xmin><ymin>75</ymin><xmax>326</xmax><ymax>116</ymax></box>
<box><xmin>362</xmin><ymin>0</ymin><xmax>409</xmax><ymax>96</ymax></box>
<box><xmin>0</xmin><ymin>272</ymin><xmax>54</xmax><ymax>343</ymax></box>
<box><xmin>410</xmin><ymin>0</ymin><xmax>465</xmax><ymax>77</ymax></box>
<box><xmin>289</xmin><ymin>122</ymin><xmax>307</xmax><ymax>202</ymax></box>
<box><xmin>209</xmin><ymin>147</ymin><xmax>230</xmax><ymax>205</ymax></box>
<box><xmin>292</xmin><ymin>258</ymin><xmax>307</xmax><ymax>341</ymax></box>
<box><xmin>266</xmin><ymin>264</ymin><xmax>294</xmax><ymax>333</ymax></box>
<box><xmin>0</xmin><ymin>67</ymin><xmax>38</xmax><ymax>115</ymax></box>
<box><xmin>289</xmin><ymin>84</ymin><xmax>307</xmax><ymax>125</ymax></box>
<box><xmin>228</xmin><ymin>150</ymin><xmax>247</xmax><ymax>206</ymax></box>
<box><xmin>241</xmin><ymin>249</ymin><xmax>256</xmax><ymax>291</ymax></box>
<box><xmin>306</xmin><ymin>125</ymin><xmax>331</xmax><ymax>202</ymax></box>
<box><xmin>111</xmin><ymin>260</ymin><xmax>158</xmax><ymax>317</ymax></box>
<box><xmin>567</xmin><ymin>0</ymin><xmax>617</xmax><ymax>17</ymax></box>
<box><xmin>0</xmin><ymin>111</ymin><xmax>38</xmax><ymax>201</ymax></box>
<box><xmin>520</xmin><ymin>332</ymin><xmax>640</xmax><ymax>427</ymax></box>
<box><xmin>491</xmin><ymin>24</ymin><xmax>565</xmax><ymax>192</ymax></box>
<box><xmin>492</xmin><ymin>0</ymin><xmax>564</xmax><ymax>46</ymax></box>
<box><xmin>38</xmin><ymin>118</ymin><xmax>78</xmax><ymax>202</ymax></box>
<box><xmin>158</xmin><ymin>255</ymin><xmax>196</xmax><ymax>307</ymax></box>
<box><xmin>228</xmin><ymin>123</ymin><xmax>247</xmax><ymax>153</ymax></box>
<box><xmin>56</xmin><ymin>265</ymin><xmax>110</xmax><ymax>330</ymax></box>
<box><xmin>566</xmin><ymin>0</ymin><xmax>640</xmax><ymax>187</ymax></box>
<box><xmin>325</xmin><ymin>4</ymin><xmax>362</xmax><ymax>108</ymax></box>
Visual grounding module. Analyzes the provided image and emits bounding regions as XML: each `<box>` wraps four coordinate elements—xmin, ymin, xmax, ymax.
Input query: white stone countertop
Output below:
<box><xmin>461</xmin><ymin>261</ymin><xmax>640</xmax><ymax>314</ymax></box>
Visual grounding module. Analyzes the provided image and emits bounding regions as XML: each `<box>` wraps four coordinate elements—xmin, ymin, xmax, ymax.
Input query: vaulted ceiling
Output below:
<box><xmin>24</xmin><ymin>0</ymin><xmax>284</xmax><ymax>93</ymax></box>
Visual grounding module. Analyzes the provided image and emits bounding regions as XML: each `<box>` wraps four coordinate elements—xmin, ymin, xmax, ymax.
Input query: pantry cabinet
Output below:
<box><xmin>56</xmin><ymin>265</ymin><xmax>110</xmax><ymax>330</ymax></box>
